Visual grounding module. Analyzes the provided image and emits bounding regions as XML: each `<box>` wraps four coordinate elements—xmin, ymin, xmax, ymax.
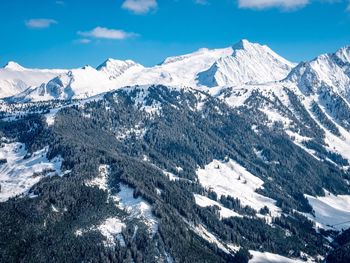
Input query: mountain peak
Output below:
<box><xmin>232</xmin><ymin>39</ymin><xmax>253</xmax><ymax>50</ymax></box>
<box><xmin>335</xmin><ymin>45</ymin><xmax>350</xmax><ymax>64</ymax></box>
<box><xmin>3</xmin><ymin>61</ymin><xmax>25</xmax><ymax>71</ymax></box>
<box><xmin>96</xmin><ymin>58</ymin><xmax>142</xmax><ymax>79</ymax></box>
<box><xmin>196</xmin><ymin>40</ymin><xmax>294</xmax><ymax>87</ymax></box>
<box><xmin>285</xmin><ymin>45</ymin><xmax>350</xmax><ymax>95</ymax></box>
<box><xmin>96</xmin><ymin>58</ymin><xmax>139</xmax><ymax>71</ymax></box>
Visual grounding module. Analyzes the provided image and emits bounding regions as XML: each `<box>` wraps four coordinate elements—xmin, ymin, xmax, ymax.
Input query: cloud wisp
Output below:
<box><xmin>121</xmin><ymin>0</ymin><xmax>157</xmax><ymax>14</ymax></box>
<box><xmin>77</xmin><ymin>27</ymin><xmax>138</xmax><ymax>40</ymax></box>
<box><xmin>76</xmin><ymin>39</ymin><xmax>91</xmax><ymax>44</ymax></box>
<box><xmin>238</xmin><ymin>0</ymin><xmax>309</xmax><ymax>10</ymax></box>
<box><xmin>195</xmin><ymin>0</ymin><xmax>209</xmax><ymax>5</ymax></box>
<box><xmin>25</xmin><ymin>19</ymin><xmax>57</xmax><ymax>29</ymax></box>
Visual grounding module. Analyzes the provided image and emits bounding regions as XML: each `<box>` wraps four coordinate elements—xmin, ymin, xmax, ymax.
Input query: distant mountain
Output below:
<box><xmin>286</xmin><ymin>46</ymin><xmax>350</xmax><ymax>98</ymax></box>
<box><xmin>3</xmin><ymin>61</ymin><xmax>26</xmax><ymax>71</ymax></box>
<box><xmin>2</xmin><ymin>40</ymin><xmax>295</xmax><ymax>101</ymax></box>
<box><xmin>96</xmin><ymin>59</ymin><xmax>144</xmax><ymax>80</ymax></box>
<box><xmin>10</xmin><ymin>66</ymin><xmax>115</xmax><ymax>101</ymax></box>
<box><xmin>0</xmin><ymin>61</ymin><xmax>67</xmax><ymax>98</ymax></box>
<box><xmin>197</xmin><ymin>39</ymin><xmax>295</xmax><ymax>87</ymax></box>
<box><xmin>284</xmin><ymin>45</ymin><xmax>350</xmax><ymax>132</ymax></box>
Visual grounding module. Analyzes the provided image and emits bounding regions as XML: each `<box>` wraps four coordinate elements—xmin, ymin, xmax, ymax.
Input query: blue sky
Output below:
<box><xmin>0</xmin><ymin>0</ymin><xmax>349</xmax><ymax>68</ymax></box>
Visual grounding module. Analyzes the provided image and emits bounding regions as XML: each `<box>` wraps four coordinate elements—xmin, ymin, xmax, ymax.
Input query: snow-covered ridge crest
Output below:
<box><xmin>160</xmin><ymin>46</ymin><xmax>231</xmax><ymax>65</ymax></box>
<box><xmin>97</xmin><ymin>58</ymin><xmax>144</xmax><ymax>79</ymax></box>
<box><xmin>335</xmin><ymin>45</ymin><xmax>350</xmax><ymax>64</ymax></box>
<box><xmin>285</xmin><ymin>45</ymin><xmax>350</xmax><ymax>97</ymax></box>
<box><xmin>2</xmin><ymin>39</ymin><xmax>296</xmax><ymax>101</ymax></box>
<box><xmin>11</xmin><ymin>66</ymin><xmax>118</xmax><ymax>101</ymax></box>
<box><xmin>0</xmin><ymin>62</ymin><xmax>68</xmax><ymax>99</ymax></box>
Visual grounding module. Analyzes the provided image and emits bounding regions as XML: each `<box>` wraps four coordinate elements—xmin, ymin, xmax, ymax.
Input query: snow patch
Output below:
<box><xmin>163</xmin><ymin>170</ymin><xmax>192</xmax><ymax>183</ymax></box>
<box><xmin>303</xmin><ymin>190</ymin><xmax>350</xmax><ymax>231</ymax></box>
<box><xmin>196</xmin><ymin>159</ymin><xmax>281</xmax><ymax>218</ymax></box>
<box><xmin>260</xmin><ymin>106</ymin><xmax>291</xmax><ymax>128</ymax></box>
<box><xmin>253</xmin><ymin>148</ymin><xmax>269</xmax><ymax>163</ymax></box>
<box><xmin>165</xmin><ymin>251</ymin><xmax>174</xmax><ymax>263</ymax></box>
<box><xmin>285</xmin><ymin>130</ymin><xmax>319</xmax><ymax>160</ymax></box>
<box><xmin>115</xmin><ymin>125</ymin><xmax>147</xmax><ymax>140</ymax></box>
<box><xmin>175</xmin><ymin>166</ymin><xmax>183</xmax><ymax>172</ymax></box>
<box><xmin>0</xmin><ymin>142</ymin><xmax>64</xmax><ymax>202</ymax></box>
<box><xmin>86</xmin><ymin>165</ymin><xmax>110</xmax><ymax>191</ymax></box>
<box><xmin>164</xmin><ymin>170</ymin><xmax>181</xmax><ymax>181</ymax></box>
<box><xmin>45</xmin><ymin>112</ymin><xmax>56</xmax><ymax>126</ymax></box>
<box><xmin>51</xmin><ymin>204</ymin><xmax>59</xmax><ymax>213</ymax></box>
<box><xmin>75</xmin><ymin>217</ymin><xmax>126</xmax><ymax>248</ymax></box>
<box><xmin>194</xmin><ymin>194</ymin><xmax>242</xmax><ymax>218</ymax></box>
<box><xmin>249</xmin><ymin>250</ymin><xmax>308</xmax><ymax>263</ymax></box>
<box><xmin>193</xmin><ymin>224</ymin><xmax>231</xmax><ymax>254</ymax></box>
<box><xmin>115</xmin><ymin>183</ymin><xmax>158</xmax><ymax>235</ymax></box>
<box><xmin>97</xmin><ymin>217</ymin><xmax>126</xmax><ymax>247</ymax></box>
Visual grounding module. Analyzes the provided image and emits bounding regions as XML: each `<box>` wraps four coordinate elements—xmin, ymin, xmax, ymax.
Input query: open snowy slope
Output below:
<box><xmin>196</xmin><ymin>159</ymin><xmax>281</xmax><ymax>218</ymax></box>
<box><xmin>249</xmin><ymin>251</ymin><xmax>312</xmax><ymax>263</ymax></box>
<box><xmin>194</xmin><ymin>194</ymin><xmax>242</xmax><ymax>219</ymax></box>
<box><xmin>0</xmin><ymin>141</ymin><xmax>64</xmax><ymax>202</ymax></box>
<box><xmin>304</xmin><ymin>190</ymin><xmax>350</xmax><ymax>231</ymax></box>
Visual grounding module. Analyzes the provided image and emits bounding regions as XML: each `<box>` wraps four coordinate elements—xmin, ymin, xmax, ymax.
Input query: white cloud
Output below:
<box><xmin>78</xmin><ymin>27</ymin><xmax>137</xmax><ymax>40</ymax></box>
<box><xmin>55</xmin><ymin>1</ymin><xmax>65</xmax><ymax>5</ymax></box>
<box><xmin>122</xmin><ymin>0</ymin><xmax>157</xmax><ymax>14</ymax></box>
<box><xmin>238</xmin><ymin>0</ymin><xmax>309</xmax><ymax>10</ymax></box>
<box><xmin>25</xmin><ymin>19</ymin><xmax>57</xmax><ymax>29</ymax></box>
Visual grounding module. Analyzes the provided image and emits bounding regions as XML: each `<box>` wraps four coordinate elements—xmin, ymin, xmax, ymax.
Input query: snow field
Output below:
<box><xmin>196</xmin><ymin>159</ymin><xmax>281</xmax><ymax>218</ymax></box>
<box><xmin>0</xmin><ymin>142</ymin><xmax>64</xmax><ymax>202</ymax></box>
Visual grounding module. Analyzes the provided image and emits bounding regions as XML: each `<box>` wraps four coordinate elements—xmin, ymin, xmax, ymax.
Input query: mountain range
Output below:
<box><xmin>0</xmin><ymin>39</ymin><xmax>296</xmax><ymax>101</ymax></box>
<box><xmin>1</xmin><ymin>40</ymin><xmax>350</xmax><ymax>263</ymax></box>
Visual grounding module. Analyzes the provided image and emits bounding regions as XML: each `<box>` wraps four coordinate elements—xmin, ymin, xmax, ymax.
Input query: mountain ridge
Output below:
<box><xmin>1</xmin><ymin>39</ymin><xmax>298</xmax><ymax>101</ymax></box>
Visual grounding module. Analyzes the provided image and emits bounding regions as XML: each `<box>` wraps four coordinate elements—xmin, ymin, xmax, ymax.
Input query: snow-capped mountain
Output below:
<box><xmin>0</xmin><ymin>61</ymin><xmax>67</xmax><ymax>98</ymax></box>
<box><xmin>96</xmin><ymin>59</ymin><xmax>144</xmax><ymax>80</ymax></box>
<box><xmin>126</xmin><ymin>39</ymin><xmax>294</xmax><ymax>89</ymax></box>
<box><xmin>3</xmin><ymin>61</ymin><xmax>25</xmax><ymax>71</ymax></box>
<box><xmin>2</xmin><ymin>40</ymin><xmax>296</xmax><ymax>101</ymax></box>
<box><xmin>11</xmin><ymin>66</ymin><xmax>116</xmax><ymax>101</ymax></box>
<box><xmin>280</xmin><ymin>45</ymin><xmax>350</xmax><ymax>134</ymax></box>
<box><xmin>197</xmin><ymin>39</ymin><xmax>295</xmax><ymax>87</ymax></box>
<box><xmin>286</xmin><ymin>46</ymin><xmax>350</xmax><ymax>99</ymax></box>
